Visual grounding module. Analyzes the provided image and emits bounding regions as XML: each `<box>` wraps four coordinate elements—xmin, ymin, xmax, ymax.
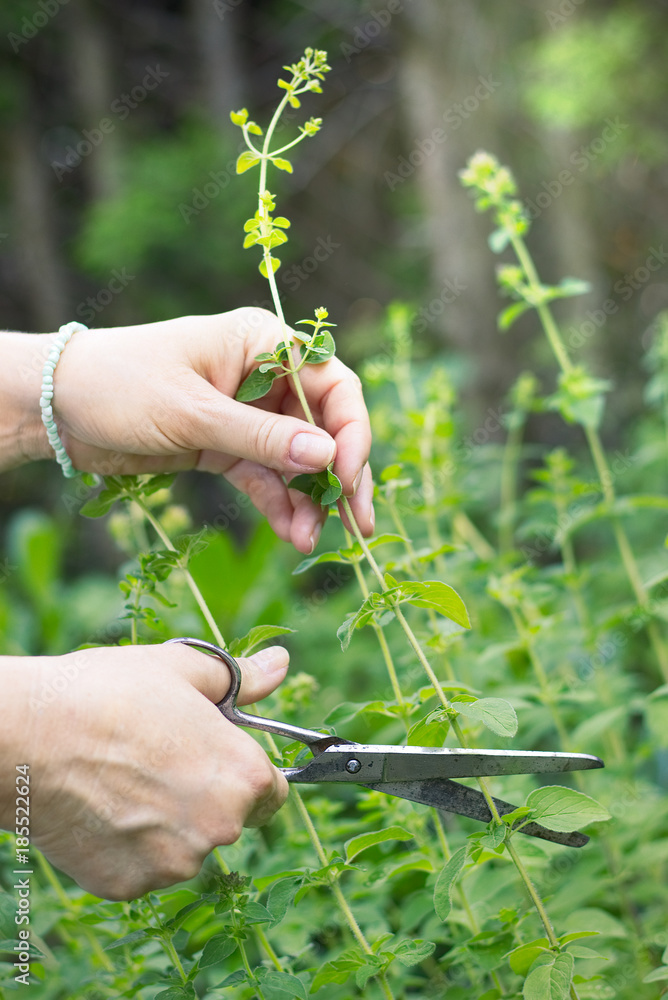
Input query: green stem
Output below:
<box><xmin>238</xmin><ymin>937</ymin><xmax>267</xmax><ymax>1000</ymax></box>
<box><xmin>130</xmin><ymin>493</ymin><xmax>226</xmax><ymax>648</ymax></box>
<box><xmin>341</xmin><ymin>495</ymin><xmax>566</xmax><ymax>958</ymax></box>
<box><xmin>256</xmin><ymin>90</ymin><xmax>316</xmax><ymax>427</ymax></box>
<box><xmin>292</xmin><ymin>793</ymin><xmax>396</xmax><ymax>1000</ymax></box>
<box><xmin>214</xmin><ymin>848</ymin><xmax>283</xmax><ymax>971</ymax></box>
<box><xmin>35</xmin><ymin>852</ymin><xmax>111</xmax><ymax>969</ymax></box>
<box><xmin>145</xmin><ymin>897</ymin><xmax>188</xmax><ymax>983</ymax></box>
<box><xmin>499</xmin><ymin>418</ymin><xmax>524</xmax><ymax>555</ymax></box>
<box><xmin>509</xmin><ymin>232</ymin><xmax>668</xmax><ymax>681</ymax></box>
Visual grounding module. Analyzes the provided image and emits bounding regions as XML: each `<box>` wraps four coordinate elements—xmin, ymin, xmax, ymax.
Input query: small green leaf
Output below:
<box><xmin>489</xmin><ymin>227</ymin><xmax>510</xmax><ymax>253</ymax></box>
<box><xmin>303</xmin><ymin>330</ymin><xmax>336</xmax><ymax>365</ymax></box>
<box><xmin>644</xmin><ymin>967</ymin><xmax>668</xmax><ymax>983</ymax></box>
<box><xmin>155</xmin><ymin>988</ymin><xmax>196</xmax><ymax>1000</ymax></box>
<box><xmin>292</xmin><ymin>549</ymin><xmax>354</xmax><ymax>574</ymax></box>
<box><xmin>525</xmin><ymin>786</ymin><xmax>611</xmax><ymax>833</ymax></box>
<box><xmin>406</xmin><ymin>715</ymin><xmax>450</xmax><ymax>747</ymax></box>
<box><xmin>198</xmin><ymin>934</ymin><xmax>238</xmax><ymax>969</ymax></box>
<box><xmin>393</xmin><ymin>939</ymin><xmax>436</xmax><ymax>966</ymax></box>
<box><xmin>498</xmin><ymin>301</ymin><xmax>531</xmax><ymax>331</ymax></box>
<box><xmin>104</xmin><ymin>928</ymin><xmax>150</xmax><ymax>951</ymax></box>
<box><xmin>523</xmin><ymin>951</ymin><xmax>574</xmax><ymax>1000</ymax></box>
<box><xmin>273</xmin><ymin>216</ymin><xmax>291</xmax><ymax>228</ymax></box>
<box><xmin>434</xmin><ymin>846</ymin><xmax>468</xmax><ymax>921</ymax></box>
<box><xmin>355</xmin><ymin>958</ymin><xmax>384</xmax><ymax>990</ymax></box>
<box><xmin>260</xmin><ymin>971</ymin><xmax>308</xmax><ymax>999</ymax></box>
<box><xmin>506</xmin><ymin>938</ymin><xmax>550</xmax><ymax>976</ymax></box>
<box><xmin>450</xmin><ymin>697</ymin><xmax>518</xmax><ymax>738</ymax></box>
<box><xmin>235</xmin><ymin>367</ymin><xmax>280</xmax><ymax>402</ymax></box>
<box><xmin>259</xmin><ymin>255</ymin><xmax>281</xmax><ymax>278</ymax></box>
<box><xmin>243</xmin><ymin>901</ymin><xmax>272</xmax><ymax>924</ymax></box>
<box><xmin>551</xmin><ymin>276</ymin><xmax>592</xmax><ymax>299</ymax></box>
<box><xmin>230</xmin><ymin>108</ymin><xmax>248</xmax><ymax>126</ymax></box>
<box><xmin>272</xmin><ymin>157</ymin><xmax>293</xmax><ymax>173</ymax></box>
<box><xmin>287</xmin><ymin>473</ymin><xmax>317</xmax><ymax>496</ymax></box>
<box><xmin>228</xmin><ymin>625</ymin><xmax>296</xmax><ymax>657</ymax></box>
<box><xmin>311</xmin><ymin>955</ymin><xmax>364</xmax><ymax>991</ymax></box>
<box><xmin>405</xmin><ymin>580</ymin><xmax>471</xmax><ymax>629</ymax></box>
<box><xmin>243</xmin><ymin>231</ymin><xmax>259</xmax><ymax>248</ymax></box>
<box><xmin>236</xmin><ymin>150</ymin><xmax>261</xmax><ymax>174</ymax></box>
<box><xmin>80</xmin><ymin>489</ymin><xmax>123</xmax><ymax>518</ymax></box>
<box><xmin>266</xmin><ymin>875</ymin><xmax>303</xmax><ymax>927</ymax></box>
<box><xmin>345</xmin><ymin>826</ymin><xmax>413</xmax><ymax>863</ymax></box>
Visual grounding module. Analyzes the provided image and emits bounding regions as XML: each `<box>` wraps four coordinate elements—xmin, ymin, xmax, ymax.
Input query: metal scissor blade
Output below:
<box><xmin>282</xmin><ymin>744</ymin><xmax>603</xmax><ymax>783</ymax></box>
<box><xmin>363</xmin><ymin>779</ymin><xmax>590</xmax><ymax>848</ymax></box>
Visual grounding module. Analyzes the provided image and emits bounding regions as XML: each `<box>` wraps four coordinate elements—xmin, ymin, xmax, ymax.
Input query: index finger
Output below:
<box><xmin>296</xmin><ymin>357</ymin><xmax>371</xmax><ymax>495</ymax></box>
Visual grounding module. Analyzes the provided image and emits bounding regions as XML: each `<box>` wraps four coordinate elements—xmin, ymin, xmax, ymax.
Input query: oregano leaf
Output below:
<box><xmin>434</xmin><ymin>846</ymin><xmax>468</xmax><ymax>921</ymax></box>
<box><xmin>450</xmin><ymin>697</ymin><xmax>518</xmax><ymax>738</ymax></box>
<box><xmin>525</xmin><ymin>786</ymin><xmax>611</xmax><ymax>832</ymax></box>
<box><xmin>235</xmin><ymin>367</ymin><xmax>280</xmax><ymax>402</ymax></box>
<box><xmin>523</xmin><ymin>951</ymin><xmax>574</xmax><ymax>1000</ymax></box>
<box><xmin>236</xmin><ymin>150</ymin><xmax>261</xmax><ymax>174</ymax></box>
<box><xmin>345</xmin><ymin>826</ymin><xmax>413</xmax><ymax>863</ymax></box>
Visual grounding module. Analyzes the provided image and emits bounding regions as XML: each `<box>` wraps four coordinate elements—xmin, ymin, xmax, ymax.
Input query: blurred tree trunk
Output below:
<box><xmin>188</xmin><ymin>0</ymin><xmax>244</xmax><ymax>133</ymax></box>
<box><xmin>397</xmin><ymin>0</ymin><xmax>513</xmax><ymax>403</ymax></box>
<box><xmin>64</xmin><ymin>0</ymin><xmax>122</xmax><ymax>201</ymax></box>
<box><xmin>11</xmin><ymin>121</ymin><xmax>68</xmax><ymax>332</ymax></box>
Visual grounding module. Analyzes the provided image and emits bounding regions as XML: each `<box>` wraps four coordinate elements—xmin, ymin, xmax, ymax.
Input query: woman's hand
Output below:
<box><xmin>0</xmin><ymin>643</ymin><xmax>290</xmax><ymax>901</ymax></box>
<box><xmin>4</xmin><ymin>309</ymin><xmax>374</xmax><ymax>552</ymax></box>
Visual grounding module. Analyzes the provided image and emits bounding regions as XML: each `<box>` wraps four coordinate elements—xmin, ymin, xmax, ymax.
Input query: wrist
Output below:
<box><xmin>0</xmin><ymin>332</ymin><xmax>56</xmax><ymax>472</ymax></box>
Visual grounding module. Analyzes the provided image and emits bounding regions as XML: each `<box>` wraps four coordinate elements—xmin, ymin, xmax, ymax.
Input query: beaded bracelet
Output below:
<box><xmin>40</xmin><ymin>321</ymin><xmax>88</xmax><ymax>478</ymax></box>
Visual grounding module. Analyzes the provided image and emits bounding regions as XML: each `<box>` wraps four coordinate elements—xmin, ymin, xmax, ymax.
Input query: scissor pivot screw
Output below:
<box><xmin>346</xmin><ymin>758</ymin><xmax>362</xmax><ymax>774</ymax></box>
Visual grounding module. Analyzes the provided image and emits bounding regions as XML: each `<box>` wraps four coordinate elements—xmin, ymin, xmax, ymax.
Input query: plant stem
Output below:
<box><xmin>35</xmin><ymin>852</ymin><xmax>111</xmax><ymax>969</ymax></box>
<box><xmin>145</xmin><ymin>896</ymin><xmax>188</xmax><ymax>983</ymax></box>
<box><xmin>292</xmin><ymin>793</ymin><xmax>396</xmax><ymax>1000</ymax></box>
<box><xmin>129</xmin><ymin>492</ymin><xmax>226</xmax><ymax>648</ymax></box>
<box><xmin>509</xmin><ymin>232</ymin><xmax>668</xmax><ymax>681</ymax></box>
<box><xmin>213</xmin><ymin>848</ymin><xmax>283</xmax><ymax>972</ymax></box>
<box><xmin>499</xmin><ymin>418</ymin><xmax>524</xmax><ymax>555</ymax></box>
<box><xmin>341</xmin><ymin>495</ymin><xmax>569</xmax><ymax>962</ymax></box>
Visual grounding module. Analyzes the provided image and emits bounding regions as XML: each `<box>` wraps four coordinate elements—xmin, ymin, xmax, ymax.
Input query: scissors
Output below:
<box><xmin>167</xmin><ymin>637</ymin><xmax>604</xmax><ymax>848</ymax></box>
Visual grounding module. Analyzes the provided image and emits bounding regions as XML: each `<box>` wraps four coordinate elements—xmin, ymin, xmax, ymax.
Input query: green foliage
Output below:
<box><xmin>523</xmin><ymin>8</ymin><xmax>668</xmax><ymax>163</ymax></box>
<box><xmin>3</xmin><ymin>49</ymin><xmax>668</xmax><ymax>1000</ymax></box>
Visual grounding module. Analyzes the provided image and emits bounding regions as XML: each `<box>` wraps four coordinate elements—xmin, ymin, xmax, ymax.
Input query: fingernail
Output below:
<box><xmin>308</xmin><ymin>521</ymin><xmax>322</xmax><ymax>553</ymax></box>
<box><xmin>289</xmin><ymin>432</ymin><xmax>335</xmax><ymax>469</ymax></box>
<box><xmin>352</xmin><ymin>468</ymin><xmax>364</xmax><ymax>494</ymax></box>
<box><xmin>253</xmin><ymin>646</ymin><xmax>289</xmax><ymax>673</ymax></box>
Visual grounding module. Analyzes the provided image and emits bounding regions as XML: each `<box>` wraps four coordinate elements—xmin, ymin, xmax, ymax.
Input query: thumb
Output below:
<box><xmin>189</xmin><ymin>382</ymin><xmax>336</xmax><ymax>474</ymax></box>
<box><xmin>165</xmin><ymin>641</ymin><xmax>290</xmax><ymax>707</ymax></box>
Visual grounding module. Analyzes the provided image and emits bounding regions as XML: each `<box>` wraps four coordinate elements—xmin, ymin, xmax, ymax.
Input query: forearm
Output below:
<box><xmin>0</xmin><ymin>332</ymin><xmax>54</xmax><ymax>472</ymax></box>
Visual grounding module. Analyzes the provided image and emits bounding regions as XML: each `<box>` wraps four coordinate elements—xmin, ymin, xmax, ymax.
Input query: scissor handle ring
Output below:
<box><xmin>164</xmin><ymin>636</ymin><xmax>330</xmax><ymax>746</ymax></box>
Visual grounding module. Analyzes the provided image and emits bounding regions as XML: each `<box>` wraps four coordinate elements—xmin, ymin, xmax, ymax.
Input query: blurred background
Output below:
<box><xmin>1</xmin><ymin>0</ymin><xmax>667</xmax><ymax>643</ymax></box>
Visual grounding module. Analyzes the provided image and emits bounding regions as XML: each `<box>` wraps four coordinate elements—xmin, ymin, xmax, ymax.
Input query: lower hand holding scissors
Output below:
<box><xmin>167</xmin><ymin>638</ymin><xmax>604</xmax><ymax>849</ymax></box>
